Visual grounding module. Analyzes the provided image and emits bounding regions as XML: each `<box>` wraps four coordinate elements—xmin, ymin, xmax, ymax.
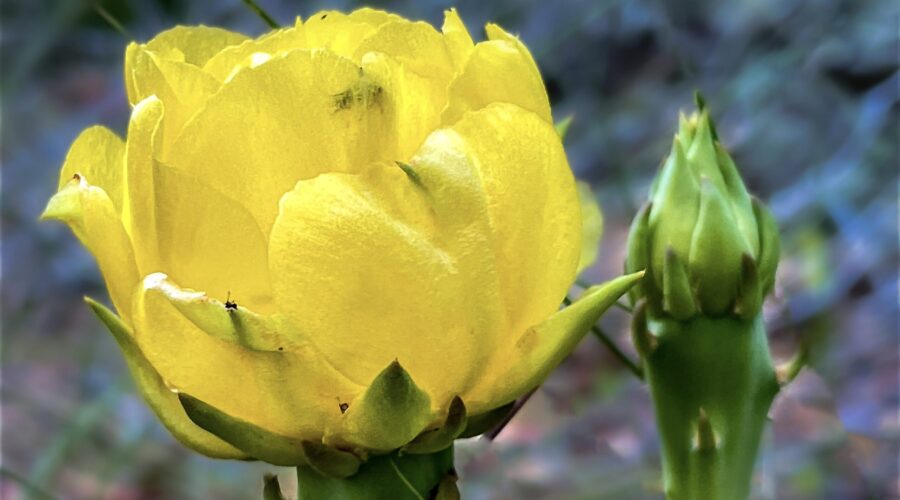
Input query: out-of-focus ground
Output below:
<box><xmin>1</xmin><ymin>0</ymin><xmax>897</xmax><ymax>498</ymax></box>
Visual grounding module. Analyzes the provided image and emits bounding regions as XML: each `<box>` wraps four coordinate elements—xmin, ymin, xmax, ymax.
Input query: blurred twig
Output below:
<box><xmin>29</xmin><ymin>382</ymin><xmax>124</xmax><ymax>487</ymax></box>
<box><xmin>483</xmin><ymin>387</ymin><xmax>538</xmax><ymax>441</ymax></box>
<box><xmin>241</xmin><ymin>0</ymin><xmax>280</xmax><ymax>29</ymax></box>
<box><xmin>93</xmin><ymin>2</ymin><xmax>133</xmax><ymax>41</ymax></box>
<box><xmin>0</xmin><ymin>467</ymin><xmax>57</xmax><ymax>500</ymax></box>
<box><xmin>563</xmin><ymin>295</ymin><xmax>644</xmax><ymax>380</ymax></box>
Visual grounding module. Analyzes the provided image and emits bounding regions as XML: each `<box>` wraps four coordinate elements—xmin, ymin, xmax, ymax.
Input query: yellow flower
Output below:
<box><xmin>43</xmin><ymin>8</ymin><xmax>639</xmax><ymax>464</ymax></box>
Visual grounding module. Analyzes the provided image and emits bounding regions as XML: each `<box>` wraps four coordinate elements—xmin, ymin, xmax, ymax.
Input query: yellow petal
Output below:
<box><xmin>441</xmin><ymin>25</ymin><xmax>551</xmax><ymax>126</ymax></box>
<box><xmin>132</xmin><ymin>274</ymin><xmax>362</xmax><ymax>440</ymax></box>
<box><xmin>85</xmin><ymin>298</ymin><xmax>245</xmax><ymax>459</ymax></box>
<box><xmin>268</xmin><ymin>161</ymin><xmax>505</xmax><ymax>406</ymax></box>
<box><xmin>358</xmin><ymin>51</ymin><xmax>447</xmax><ymax>159</ymax></box>
<box><xmin>268</xmin><ymin>104</ymin><xmax>579</xmax><ymax>408</ymax></box>
<box><xmin>42</xmin><ymin>176</ymin><xmax>138</xmax><ymax>321</ymax></box>
<box><xmin>57</xmin><ymin>125</ymin><xmax>126</xmax><ymax>213</ymax></box>
<box><xmin>347</xmin><ymin>7</ymin><xmax>404</xmax><ymax>28</ymax></box>
<box><xmin>202</xmin><ymin>22</ymin><xmax>306</xmax><ymax>83</ymax></box>
<box><xmin>153</xmin><ymin>163</ymin><xmax>273</xmax><ymax>312</ymax></box>
<box><xmin>128</xmin><ymin>48</ymin><xmax>221</xmax><ymax>151</ymax></box>
<box><xmin>466</xmin><ymin>272</ymin><xmax>644</xmax><ymax>411</ymax></box>
<box><xmin>168</xmin><ymin>49</ymin><xmax>398</xmax><ymax>234</ymax></box>
<box><xmin>447</xmin><ymin>103</ymin><xmax>581</xmax><ymax>343</ymax></box>
<box><xmin>441</xmin><ymin>8</ymin><xmax>475</xmax><ymax>71</ymax></box>
<box><xmin>161</xmin><ymin>284</ymin><xmax>289</xmax><ymax>351</ymax></box>
<box><xmin>353</xmin><ymin>20</ymin><xmax>455</xmax><ymax>83</ymax></box>
<box><xmin>303</xmin><ymin>11</ymin><xmax>380</xmax><ymax>60</ymax></box>
<box><xmin>576</xmin><ymin>181</ymin><xmax>604</xmax><ymax>274</ymax></box>
<box><xmin>122</xmin><ymin>96</ymin><xmax>164</xmax><ymax>275</ymax></box>
<box><xmin>125</xmin><ymin>25</ymin><xmax>248</xmax><ymax>105</ymax></box>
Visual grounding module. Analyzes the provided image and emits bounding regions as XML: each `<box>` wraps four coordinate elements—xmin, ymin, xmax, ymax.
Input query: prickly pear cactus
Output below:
<box><xmin>626</xmin><ymin>96</ymin><xmax>788</xmax><ymax>500</ymax></box>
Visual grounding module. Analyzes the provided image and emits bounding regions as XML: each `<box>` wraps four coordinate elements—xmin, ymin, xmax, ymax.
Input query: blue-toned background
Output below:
<box><xmin>2</xmin><ymin>0</ymin><xmax>897</xmax><ymax>498</ymax></box>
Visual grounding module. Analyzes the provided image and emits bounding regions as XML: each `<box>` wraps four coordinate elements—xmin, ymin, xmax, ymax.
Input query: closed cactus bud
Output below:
<box><xmin>626</xmin><ymin>102</ymin><xmax>780</xmax><ymax>319</ymax></box>
<box><xmin>629</xmin><ymin>97</ymin><xmax>785</xmax><ymax>500</ymax></box>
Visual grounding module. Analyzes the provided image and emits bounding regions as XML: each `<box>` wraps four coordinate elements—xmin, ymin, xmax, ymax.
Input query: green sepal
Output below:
<box><xmin>84</xmin><ymin>297</ymin><xmax>247</xmax><ymax>459</ymax></box>
<box><xmin>178</xmin><ymin>392</ymin><xmax>306</xmax><ymax>466</ymax></box>
<box><xmin>685</xmin><ymin>112</ymin><xmax>723</xmax><ymax>186</ymax></box>
<box><xmin>301</xmin><ymin>440</ymin><xmax>362</xmax><ymax>478</ymax></box>
<box><xmin>341</xmin><ymin>360</ymin><xmax>432</xmax><ymax>451</ymax></box>
<box><xmin>677</xmin><ymin>113</ymin><xmax>695</xmax><ymax>147</ymax></box>
<box><xmin>395</xmin><ymin>161</ymin><xmax>425</xmax><ymax>190</ymax></box>
<box><xmin>297</xmin><ymin>446</ymin><xmax>454</xmax><ymax>500</ymax></box>
<box><xmin>651</xmin><ymin>138</ymin><xmax>700</xmax><ymax>287</ymax></box>
<box><xmin>434</xmin><ymin>471</ymin><xmax>461</xmax><ymax>500</ymax></box>
<box><xmin>458</xmin><ymin>401</ymin><xmax>514</xmax><ymax>438</ymax></box>
<box><xmin>662</xmin><ymin>247</ymin><xmax>697</xmax><ymax>321</ymax></box>
<box><xmin>263</xmin><ymin>474</ymin><xmax>286</xmax><ymax>500</ymax></box>
<box><xmin>715</xmin><ymin>144</ymin><xmax>758</xmax><ymax>255</ymax></box>
<box><xmin>735</xmin><ymin>254</ymin><xmax>762</xmax><ymax>320</ymax></box>
<box><xmin>688</xmin><ymin>178</ymin><xmax>749</xmax><ymax>315</ymax></box>
<box><xmin>693</xmin><ymin>91</ymin><xmax>718</xmax><ymax>141</ymax></box>
<box><xmin>555</xmin><ymin>115</ymin><xmax>574</xmax><ymax>141</ymax></box>
<box><xmin>630</xmin><ymin>300</ymin><xmax>656</xmax><ymax>358</ymax></box>
<box><xmin>85</xmin><ymin>296</ymin><xmax>130</xmax><ymax>347</ymax></box>
<box><xmin>625</xmin><ymin>202</ymin><xmax>652</xmax><ymax>307</ymax></box>
<box><xmin>752</xmin><ymin>197</ymin><xmax>780</xmax><ymax>296</ymax></box>
<box><xmin>402</xmin><ymin>396</ymin><xmax>467</xmax><ymax>455</ymax></box>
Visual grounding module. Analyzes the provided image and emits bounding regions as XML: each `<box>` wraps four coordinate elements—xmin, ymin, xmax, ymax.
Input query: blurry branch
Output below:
<box><xmin>241</xmin><ymin>0</ymin><xmax>280</xmax><ymax>29</ymax></box>
<box><xmin>483</xmin><ymin>388</ymin><xmax>537</xmax><ymax>441</ymax></box>
<box><xmin>563</xmin><ymin>295</ymin><xmax>644</xmax><ymax>379</ymax></box>
<box><xmin>93</xmin><ymin>2</ymin><xmax>133</xmax><ymax>41</ymax></box>
<box><xmin>28</xmin><ymin>383</ymin><xmax>123</xmax><ymax>487</ymax></box>
<box><xmin>1</xmin><ymin>1</ymin><xmax>84</xmax><ymax>98</ymax></box>
<box><xmin>0</xmin><ymin>467</ymin><xmax>56</xmax><ymax>500</ymax></box>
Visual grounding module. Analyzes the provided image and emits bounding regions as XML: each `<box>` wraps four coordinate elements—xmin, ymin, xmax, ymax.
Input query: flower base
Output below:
<box><xmin>296</xmin><ymin>445</ymin><xmax>457</xmax><ymax>500</ymax></box>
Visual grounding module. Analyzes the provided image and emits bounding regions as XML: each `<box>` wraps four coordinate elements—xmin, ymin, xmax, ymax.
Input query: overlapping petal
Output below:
<box><xmin>153</xmin><ymin>163</ymin><xmax>273</xmax><ymax>312</ymax></box>
<box><xmin>442</xmin><ymin>24</ymin><xmax>551</xmax><ymax>126</ymax></box>
<box><xmin>42</xmin><ymin>175</ymin><xmax>137</xmax><ymax>320</ymax></box>
<box><xmin>125</xmin><ymin>25</ymin><xmax>248</xmax><ymax>105</ymax></box>
<box><xmin>167</xmin><ymin>49</ymin><xmax>398</xmax><ymax>235</ymax></box>
<box><xmin>46</xmin><ymin>8</ymin><xmax>630</xmax><ymax>460</ymax></box>
<box><xmin>446</xmin><ymin>103</ymin><xmax>581</xmax><ymax>339</ymax></box>
<box><xmin>132</xmin><ymin>274</ymin><xmax>363</xmax><ymax>439</ymax></box>
<box><xmin>86</xmin><ymin>299</ymin><xmax>246</xmax><ymax>459</ymax></box>
<box><xmin>122</xmin><ymin>96</ymin><xmax>164</xmax><ymax>275</ymax></box>
<box><xmin>268</xmin><ymin>161</ymin><xmax>504</xmax><ymax>405</ymax></box>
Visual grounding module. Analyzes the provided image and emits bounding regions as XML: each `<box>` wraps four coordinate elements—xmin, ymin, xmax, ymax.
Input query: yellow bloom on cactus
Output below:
<box><xmin>42</xmin><ymin>8</ymin><xmax>638</xmax><ymax>464</ymax></box>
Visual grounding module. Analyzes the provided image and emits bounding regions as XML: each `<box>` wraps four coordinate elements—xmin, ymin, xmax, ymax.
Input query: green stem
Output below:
<box><xmin>643</xmin><ymin>315</ymin><xmax>780</xmax><ymax>500</ymax></box>
<box><xmin>296</xmin><ymin>446</ymin><xmax>456</xmax><ymax>500</ymax></box>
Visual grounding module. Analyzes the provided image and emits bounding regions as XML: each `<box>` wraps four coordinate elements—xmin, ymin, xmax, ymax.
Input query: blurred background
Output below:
<box><xmin>1</xmin><ymin>0</ymin><xmax>897</xmax><ymax>498</ymax></box>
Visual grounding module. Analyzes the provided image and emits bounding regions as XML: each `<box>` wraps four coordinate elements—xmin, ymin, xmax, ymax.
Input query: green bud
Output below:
<box><xmin>627</xmin><ymin>105</ymin><xmax>779</xmax><ymax>319</ymax></box>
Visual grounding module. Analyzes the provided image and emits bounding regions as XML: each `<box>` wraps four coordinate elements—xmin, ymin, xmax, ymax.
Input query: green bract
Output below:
<box><xmin>626</xmin><ymin>105</ymin><xmax>779</xmax><ymax>320</ymax></box>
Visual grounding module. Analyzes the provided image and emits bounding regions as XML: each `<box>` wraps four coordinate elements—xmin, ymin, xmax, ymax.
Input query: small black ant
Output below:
<box><xmin>224</xmin><ymin>291</ymin><xmax>238</xmax><ymax>311</ymax></box>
